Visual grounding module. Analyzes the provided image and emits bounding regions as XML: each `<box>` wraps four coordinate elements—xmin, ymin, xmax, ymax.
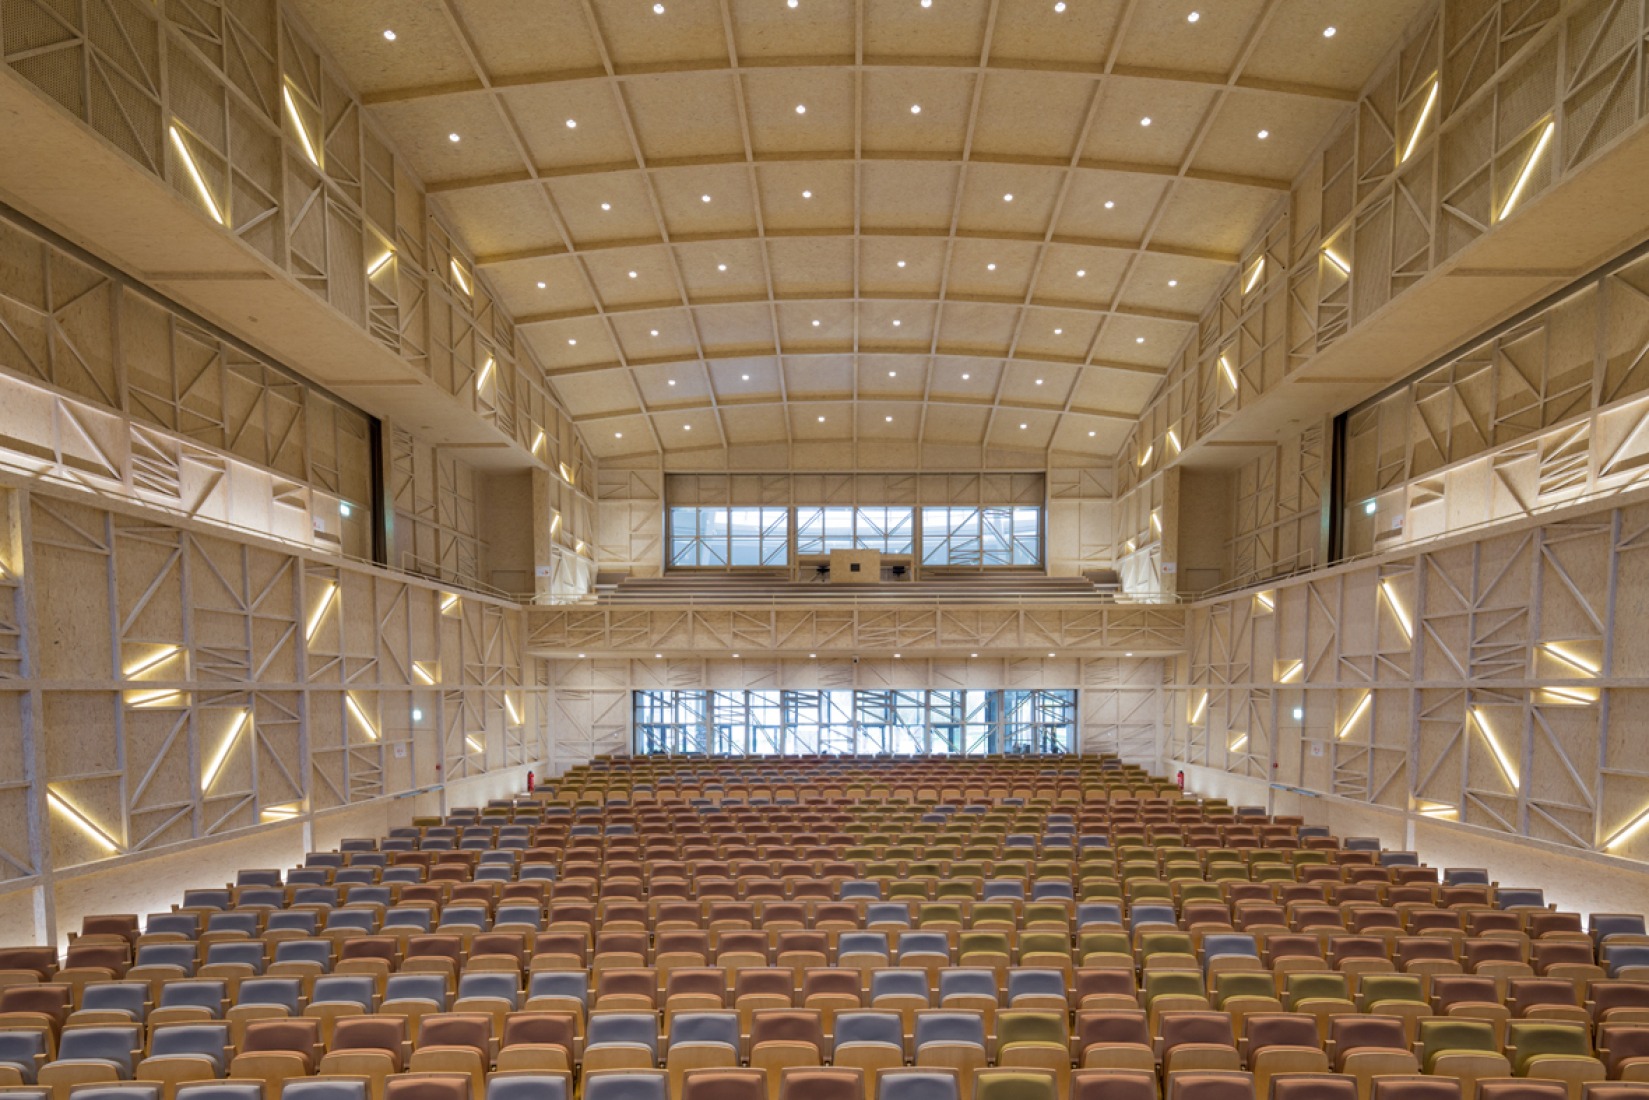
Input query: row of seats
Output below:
<box><xmin>5</xmin><ymin>755</ymin><xmax>1648</xmax><ymax>1100</ymax></box>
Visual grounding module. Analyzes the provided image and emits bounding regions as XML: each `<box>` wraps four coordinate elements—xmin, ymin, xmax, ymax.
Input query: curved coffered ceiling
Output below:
<box><xmin>290</xmin><ymin>0</ymin><xmax>1425</xmax><ymax>466</ymax></box>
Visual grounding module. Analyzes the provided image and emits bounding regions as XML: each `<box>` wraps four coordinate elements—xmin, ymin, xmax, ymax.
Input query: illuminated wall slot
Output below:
<box><xmin>203</xmin><ymin>710</ymin><xmax>251</xmax><ymax>790</ymax></box>
<box><xmin>1167</xmin><ymin>429</ymin><xmax>1181</xmax><ymax>455</ymax></box>
<box><xmin>1229</xmin><ymin>734</ymin><xmax>1248</xmax><ymax>752</ymax></box>
<box><xmin>1277</xmin><ymin>660</ymin><xmax>1304</xmax><ymax>683</ymax></box>
<box><xmin>1499</xmin><ymin>120</ymin><xmax>1556</xmax><ymax>221</ymax></box>
<box><xmin>1604</xmin><ymin>805</ymin><xmax>1649</xmax><ymax>851</ymax></box>
<box><xmin>123</xmin><ymin>644</ymin><xmax>183</xmax><ymax>678</ymax></box>
<box><xmin>412</xmin><ymin>662</ymin><xmax>438</xmax><ymax>686</ymax></box>
<box><xmin>1336</xmin><ymin>693</ymin><xmax>1372</xmax><ymax>740</ymax></box>
<box><xmin>281</xmin><ymin>82</ymin><xmax>322</xmax><ymax>167</ymax></box>
<box><xmin>168</xmin><ymin>125</ymin><xmax>225</xmax><ymax>225</ymax></box>
<box><xmin>367</xmin><ymin>250</ymin><xmax>395</xmax><ymax>277</ymax></box>
<box><xmin>1219</xmin><ymin>355</ymin><xmax>1238</xmax><ymax>391</ymax></box>
<box><xmin>260</xmin><ymin>802</ymin><xmax>301</xmax><ymax>823</ymax></box>
<box><xmin>1541</xmin><ymin>642</ymin><xmax>1599</xmax><ymax>676</ymax></box>
<box><xmin>305</xmin><ymin>583</ymin><xmax>338</xmax><ymax>641</ymax></box>
<box><xmin>1539</xmin><ymin>685</ymin><xmax>1598</xmax><ymax>705</ymax></box>
<box><xmin>1189</xmin><ymin>692</ymin><xmax>1209</xmax><ymax>725</ymax></box>
<box><xmin>1150</xmin><ymin>511</ymin><xmax>1162</xmax><ymax>535</ymax></box>
<box><xmin>126</xmin><ymin>689</ymin><xmax>187</xmax><ymax>709</ymax></box>
<box><xmin>465</xmin><ymin>735</ymin><xmax>484</xmax><ymax>754</ymax></box>
<box><xmin>345</xmin><ymin>695</ymin><xmax>380</xmax><ymax>741</ymax></box>
<box><xmin>440</xmin><ymin>593</ymin><xmax>460</xmax><ymax>615</ymax></box>
<box><xmin>1417</xmin><ymin>801</ymin><xmax>1458</xmax><ymax>819</ymax></box>
<box><xmin>1323</xmin><ymin>248</ymin><xmax>1351</xmax><ymax>276</ymax></box>
<box><xmin>1254</xmin><ymin>590</ymin><xmax>1275</xmax><ymax>612</ymax></box>
<box><xmin>1470</xmin><ymin>707</ymin><xmax>1519</xmax><ymax>788</ymax></box>
<box><xmin>504</xmin><ymin>695</ymin><xmax>522</xmax><ymax>725</ymax></box>
<box><xmin>551</xmin><ymin>513</ymin><xmax>562</xmax><ymax>537</ymax></box>
<box><xmin>48</xmin><ymin>789</ymin><xmax>119</xmax><ymax>852</ymax></box>
<box><xmin>1380</xmin><ymin>580</ymin><xmax>1414</xmax><ymax>642</ymax></box>
<box><xmin>1400</xmin><ymin>80</ymin><xmax>1440</xmax><ymax>163</ymax></box>
<box><xmin>450</xmin><ymin>259</ymin><xmax>473</xmax><ymax>296</ymax></box>
<box><xmin>532</xmin><ymin>431</ymin><xmax>546</xmax><ymax>455</ymax></box>
<box><xmin>558</xmin><ymin>462</ymin><xmax>574</xmax><ymax>484</ymax></box>
<box><xmin>1139</xmin><ymin>445</ymin><xmax>1153</xmax><ymax>467</ymax></box>
<box><xmin>476</xmin><ymin>357</ymin><xmax>495</xmax><ymax>391</ymax></box>
<box><xmin>1243</xmin><ymin>257</ymin><xmax>1266</xmax><ymax>294</ymax></box>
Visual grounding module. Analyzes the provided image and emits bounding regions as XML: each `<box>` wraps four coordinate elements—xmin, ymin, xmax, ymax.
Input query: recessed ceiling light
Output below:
<box><xmin>568</xmin><ymin>338</ymin><xmax>577</xmax><ymax>345</ymax></box>
<box><xmin>701</xmin><ymin>194</ymin><xmax>711</xmax><ymax>202</ymax></box>
<box><xmin>1003</xmin><ymin>193</ymin><xmax>1014</xmax><ymax>202</ymax></box>
<box><xmin>1088</xmin><ymin>430</ymin><xmax>1096</xmax><ymax>437</ymax></box>
<box><xmin>668</xmin><ymin>379</ymin><xmax>676</xmax><ymax>386</ymax></box>
<box><xmin>565</xmin><ymin>119</ymin><xmax>577</xmax><ymax>129</ymax></box>
<box><xmin>601</xmin><ymin>202</ymin><xmax>611</xmax><ymax>211</ymax></box>
<box><xmin>802</xmin><ymin>190</ymin><xmax>812</xmax><ymax>198</ymax></box>
<box><xmin>1186</xmin><ymin>10</ymin><xmax>1199</xmax><ymax>21</ymax></box>
<box><xmin>817</xmin><ymin>415</ymin><xmax>826</xmax><ymax>422</ymax></box>
<box><xmin>1077</xmin><ymin>268</ymin><xmax>1086</xmax><ymax>277</ymax></box>
<box><xmin>970</xmin><ymin>653</ymin><xmax>978</xmax><ymax>658</ymax></box>
<box><xmin>892</xmin><ymin>320</ymin><xmax>901</xmax><ymax>326</ymax></box>
<box><xmin>788</xmin><ymin>0</ymin><xmax>798</xmax><ymax>6</ymax></box>
<box><xmin>448</xmin><ymin>132</ymin><xmax>460</xmax><ymax>142</ymax></box>
<box><xmin>683</xmin><ymin>424</ymin><xmax>691</xmax><ymax>430</ymax></box>
<box><xmin>717</xmin><ymin>263</ymin><xmax>727</xmax><ymax>272</ymax></box>
<box><xmin>1140</xmin><ymin>117</ymin><xmax>1152</xmax><ymax>127</ymax></box>
<box><xmin>962</xmin><ymin>373</ymin><xmax>970</xmax><ymax>380</ymax></box>
<box><xmin>910</xmin><ymin>104</ymin><xmax>922</xmax><ymax>114</ymax></box>
<box><xmin>1053</xmin><ymin>328</ymin><xmax>1062</xmax><ymax>335</ymax></box>
<box><xmin>1168</xmin><ymin>279</ymin><xmax>1178</xmax><ymax>287</ymax></box>
<box><xmin>1257</xmin><ymin>129</ymin><xmax>1270</xmax><ymax>139</ymax></box>
<box><xmin>1323</xmin><ymin>25</ymin><xmax>1336</xmax><ymax>37</ymax></box>
<box><xmin>897</xmin><ymin>260</ymin><xmax>906</xmax><ymax>268</ymax></box>
<box><xmin>1053</xmin><ymin>1</ymin><xmax>1065</xmax><ymax>10</ymax></box>
<box><xmin>1103</xmin><ymin>200</ymin><xmax>1114</xmax><ymax>209</ymax></box>
<box><xmin>628</xmin><ymin>270</ymin><xmax>638</xmax><ymax>278</ymax></box>
<box><xmin>796</xmin><ymin>104</ymin><xmax>807</xmax><ymax>114</ymax></box>
<box><xmin>1136</xmin><ymin>336</ymin><xmax>1146</xmax><ymax>344</ymax></box>
<box><xmin>811</xmin><ymin>319</ymin><xmax>820</xmax><ymax>326</ymax></box>
<box><xmin>885</xmin><ymin>415</ymin><xmax>893</xmax><ymax>422</ymax></box>
<box><xmin>383</xmin><ymin>29</ymin><xmax>397</xmax><ymax>40</ymax></box>
<box><xmin>894</xmin><ymin>652</ymin><xmax>902</xmax><ymax>658</ymax></box>
<box><xmin>987</xmin><ymin>262</ymin><xmax>997</xmax><ymax>270</ymax></box>
<box><xmin>1048</xmin><ymin>652</ymin><xmax>1056</xmax><ymax>658</ymax></box>
<box><xmin>537</xmin><ymin>281</ymin><xmax>546</xmax><ymax>289</ymax></box>
<box><xmin>614</xmin><ymin>432</ymin><xmax>623</xmax><ymax>439</ymax></box>
<box><xmin>889</xmin><ymin>370</ymin><xmax>897</xmax><ymax>377</ymax></box>
<box><xmin>653</xmin><ymin>2</ymin><xmax>665</xmax><ymax>11</ymax></box>
<box><xmin>1035</xmin><ymin>378</ymin><xmax>1044</xmax><ymax>385</ymax></box>
<box><xmin>1020</xmin><ymin>423</ymin><xmax>1028</xmax><ymax>429</ymax></box>
<box><xmin>742</xmin><ymin>373</ymin><xmax>750</xmax><ymax>380</ymax></box>
<box><xmin>809</xmin><ymin>653</ymin><xmax>816</xmax><ymax>659</ymax></box>
<box><xmin>650</xmin><ymin>329</ymin><xmax>659</xmax><ymax>336</ymax></box>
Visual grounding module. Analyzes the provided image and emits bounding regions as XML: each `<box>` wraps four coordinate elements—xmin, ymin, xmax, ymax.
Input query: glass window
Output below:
<box><xmin>796</xmin><ymin>507</ymin><xmax>915</xmax><ymax>555</ymax></box>
<box><xmin>920</xmin><ymin>506</ymin><xmax>1042</xmax><ymax>566</ymax></box>
<box><xmin>632</xmin><ymin>688</ymin><xmax>1076</xmax><ymax>754</ymax></box>
<box><xmin>669</xmin><ymin>507</ymin><xmax>789</xmax><ymax>567</ymax></box>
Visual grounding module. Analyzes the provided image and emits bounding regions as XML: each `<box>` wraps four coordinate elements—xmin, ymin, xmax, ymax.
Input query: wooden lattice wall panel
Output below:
<box><xmin>0</xmin><ymin>479</ymin><xmax>545</xmax><ymax>879</ymax></box>
<box><xmin>1173</xmin><ymin>491</ymin><xmax>1649</xmax><ymax>863</ymax></box>
<box><xmin>0</xmin><ymin>0</ymin><xmax>592</xmax><ymax>482</ymax></box>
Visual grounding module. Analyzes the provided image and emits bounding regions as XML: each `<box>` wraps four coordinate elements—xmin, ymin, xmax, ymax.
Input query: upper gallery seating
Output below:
<box><xmin>2</xmin><ymin>754</ymin><xmax>1648</xmax><ymax>1100</ymax></box>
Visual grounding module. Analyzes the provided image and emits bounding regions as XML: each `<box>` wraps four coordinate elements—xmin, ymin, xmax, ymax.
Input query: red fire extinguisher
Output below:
<box><xmin>1176</xmin><ymin>770</ymin><xmax>1185</xmax><ymax>791</ymax></box>
<box><xmin>526</xmin><ymin>770</ymin><xmax>535</xmax><ymax>794</ymax></box>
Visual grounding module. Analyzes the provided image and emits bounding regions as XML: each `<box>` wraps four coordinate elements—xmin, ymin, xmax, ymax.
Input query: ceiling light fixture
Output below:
<box><xmin>910</xmin><ymin>104</ymin><xmax>922</xmax><ymax>114</ymax></box>
<box><xmin>565</xmin><ymin>119</ymin><xmax>578</xmax><ymax>129</ymax></box>
<box><xmin>567</xmin><ymin>338</ymin><xmax>577</xmax><ymax>346</ymax></box>
<box><xmin>701</xmin><ymin>194</ymin><xmax>712</xmax><ymax>202</ymax></box>
<box><xmin>802</xmin><ymin>190</ymin><xmax>812</xmax><ymax>198</ymax></box>
<box><xmin>654</xmin><ymin>2</ymin><xmax>665</xmax><ymax>12</ymax></box>
<box><xmin>1053</xmin><ymin>1</ymin><xmax>1065</xmax><ymax>10</ymax></box>
<box><xmin>615</xmin><ymin>432</ymin><xmax>623</xmax><ymax>438</ymax></box>
<box><xmin>897</xmin><ymin>260</ymin><xmax>906</xmax><ymax>268</ymax></box>
<box><xmin>818</xmin><ymin>415</ymin><xmax>826</xmax><ymax>422</ymax></box>
<box><xmin>1103</xmin><ymin>200</ymin><xmax>1114</xmax><ymax>209</ymax></box>
<box><xmin>1076</xmin><ymin>268</ymin><xmax>1086</xmax><ymax>276</ymax></box>
<box><xmin>1003</xmin><ymin>193</ymin><xmax>1013</xmax><ymax>202</ymax></box>
<box><xmin>811</xmin><ymin>319</ymin><xmax>820</xmax><ymax>326</ymax></box>
<box><xmin>962</xmin><ymin>373</ymin><xmax>970</xmax><ymax>379</ymax></box>
<box><xmin>683</xmin><ymin>424</ymin><xmax>691</xmax><ymax>430</ymax></box>
<box><xmin>742</xmin><ymin>373</ymin><xmax>750</xmax><ymax>380</ymax></box>
<box><xmin>892</xmin><ymin>320</ymin><xmax>901</xmax><ymax>326</ymax></box>
<box><xmin>717</xmin><ymin>263</ymin><xmax>727</xmax><ymax>271</ymax></box>
<box><xmin>1053</xmin><ymin>328</ymin><xmax>1062</xmax><ymax>335</ymax></box>
<box><xmin>885</xmin><ymin>415</ymin><xmax>893</xmax><ymax>422</ymax></box>
<box><xmin>1136</xmin><ymin>336</ymin><xmax>1145</xmax><ymax>344</ymax></box>
<box><xmin>889</xmin><ymin>370</ymin><xmax>897</xmax><ymax>376</ymax></box>
<box><xmin>650</xmin><ymin>329</ymin><xmax>659</xmax><ymax>336</ymax></box>
<box><xmin>1088</xmin><ymin>430</ymin><xmax>1096</xmax><ymax>437</ymax></box>
<box><xmin>1020</xmin><ymin>423</ymin><xmax>1028</xmax><ymax>429</ymax></box>
<box><xmin>537</xmin><ymin>280</ymin><xmax>546</xmax><ymax>289</ymax></box>
<box><xmin>1035</xmin><ymin>378</ymin><xmax>1044</xmax><ymax>385</ymax></box>
<box><xmin>986</xmin><ymin>262</ymin><xmax>996</xmax><ymax>270</ymax></box>
<box><xmin>1168</xmin><ymin>279</ymin><xmax>1178</xmax><ymax>287</ymax></box>
<box><xmin>1187</xmin><ymin>10</ymin><xmax>1199</xmax><ymax>21</ymax></box>
<box><xmin>796</xmin><ymin>104</ymin><xmax>807</xmax><ymax>114</ymax></box>
<box><xmin>601</xmin><ymin>202</ymin><xmax>611</xmax><ymax>210</ymax></box>
<box><xmin>1140</xmin><ymin>117</ymin><xmax>1152</xmax><ymax>126</ymax></box>
<box><xmin>1257</xmin><ymin>129</ymin><xmax>1269</xmax><ymax>139</ymax></box>
<box><xmin>383</xmin><ymin>29</ymin><xmax>397</xmax><ymax>40</ymax></box>
<box><xmin>1322</xmin><ymin>25</ymin><xmax>1336</xmax><ymax>37</ymax></box>
<box><xmin>628</xmin><ymin>270</ymin><xmax>638</xmax><ymax>278</ymax></box>
<box><xmin>448</xmin><ymin>132</ymin><xmax>460</xmax><ymax>142</ymax></box>
<box><xmin>668</xmin><ymin>379</ymin><xmax>676</xmax><ymax>385</ymax></box>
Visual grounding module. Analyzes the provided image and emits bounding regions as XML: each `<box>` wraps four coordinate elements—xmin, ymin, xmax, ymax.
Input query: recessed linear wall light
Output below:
<box><xmin>282</xmin><ymin>83</ymin><xmax>322</xmax><ymax>167</ymax></box>
<box><xmin>1400</xmin><ymin>80</ymin><xmax>1441</xmax><ymax>164</ymax></box>
<box><xmin>367</xmin><ymin>250</ymin><xmax>395</xmax><ymax>277</ymax></box>
<box><xmin>48</xmin><ymin>789</ymin><xmax>118</xmax><ymax>852</ymax></box>
<box><xmin>168</xmin><ymin>125</ymin><xmax>225</xmax><ymax>225</ymax></box>
<box><xmin>1499</xmin><ymin>120</ymin><xmax>1555</xmax><ymax>221</ymax></box>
